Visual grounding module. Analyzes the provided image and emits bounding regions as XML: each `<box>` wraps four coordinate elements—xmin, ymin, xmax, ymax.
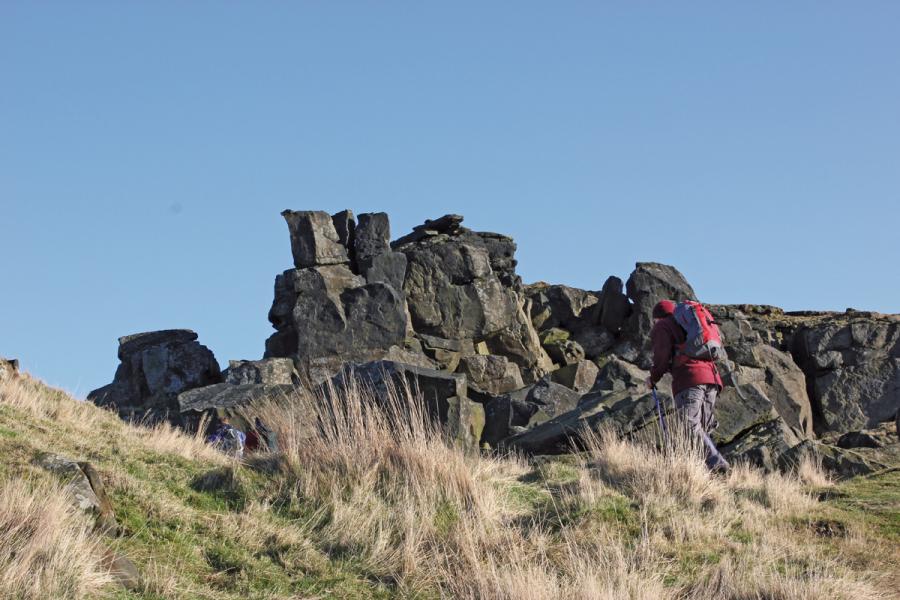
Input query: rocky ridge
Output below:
<box><xmin>88</xmin><ymin>210</ymin><xmax>900</xmax><ymax>477</ymax></box>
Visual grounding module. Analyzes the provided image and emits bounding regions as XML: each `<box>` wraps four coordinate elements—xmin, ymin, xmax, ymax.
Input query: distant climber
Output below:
<box><xmin>245</xmin><ymin>417</ymin><xmax>278</xmax><ymax>453</ymax></box>
<box><xmin>646</xmin><ymin>300</ymin><xmax>730</xmax><ymax>472</ymax></box>
<box><xmin>207</xmin><ymin>417</ymin><xmax>246</xmax><ymax>459</ymax></box>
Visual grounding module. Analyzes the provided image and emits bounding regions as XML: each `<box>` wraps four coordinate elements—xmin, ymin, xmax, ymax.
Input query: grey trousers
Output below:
<box><xmin>674</xmin><ymin>384</ymin><xmax>729</xmax><ymax>470</ymax></box>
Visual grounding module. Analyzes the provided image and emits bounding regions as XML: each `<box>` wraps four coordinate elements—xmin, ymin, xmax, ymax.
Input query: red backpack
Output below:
<box><xmin>672</xmin><ymin>301</ymin><xmax>726</xmax><ymax>365</ymax></box>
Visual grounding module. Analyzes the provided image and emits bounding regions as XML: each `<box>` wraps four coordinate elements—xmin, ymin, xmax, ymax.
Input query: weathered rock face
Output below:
<box><xmin>481</xmin><ymin>379</ymin><xmax>581</xmax><ymax>447</ymax></box>
<box><xmin>791</xmin><ymin>316</ymin><xmax>900</xmax><ymax>434</ymax></box>
<box><xmin>619</xmin><ymin>262</ymin><xmax>696</xmax><ymax>368</ymax></box>
<box><xmin>504</xmin><ymin>387</ymin><xmax>670</xmax><ymax>455</ymax></box>
<box><xmin>0</xmin><ymin>357</ymin><xmax>18</xmax><ymax>382</ymax></box>
<box><xmin>334</xmin><ymin>360</ymin><xmax>484</xmax><ymax>451</ymax></box>
<box><xmin>88</xmin><ymin>330</ymin><xmax>222</xmax><ymax>423</ymax></box>
<box><xmin>88</xmin><ymin>207</ymin><xmax>899</xmax><ymax>478</ymax></box>
<box><xmin>225</xmin><ymin>358</ymin><xmax>299</xmax><ymax>386</ymax></box>
<box><xmin>282</xmin><ymin>210</ymin><xmax>350</xmax><ymax>268</ymax></box>
<box><xmin>265</xmin><ymin>212</ymin><xmax>409</xmax><ymax>383</ymax></box>
<box><xmin>458</xmin><ymin>355</ymin><xmax>523</xmax><ymax>396</ymax></box>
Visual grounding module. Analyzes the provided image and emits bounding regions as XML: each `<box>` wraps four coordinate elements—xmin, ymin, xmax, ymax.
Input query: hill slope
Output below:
<box><xmin>1</xmin><ymin>375</ymin><xmax>898</xmax><ymax>599</ymax></box>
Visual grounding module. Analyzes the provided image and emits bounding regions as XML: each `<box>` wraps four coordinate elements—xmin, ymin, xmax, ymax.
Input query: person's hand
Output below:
<box><xmin>646</xmin><ymin>377</ymin><xmax>655</xmax><ymax>391</ymax></box>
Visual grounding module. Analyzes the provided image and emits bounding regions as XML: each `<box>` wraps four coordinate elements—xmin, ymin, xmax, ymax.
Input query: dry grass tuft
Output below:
<box><xmin>0</xmin><ymin>477</ymin><xmax>112</xmax><ymax>600</ymax></box>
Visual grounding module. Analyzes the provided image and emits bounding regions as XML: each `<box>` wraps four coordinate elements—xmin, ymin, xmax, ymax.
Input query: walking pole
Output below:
<box><xmin>652</xmin><ymin>386</ymin><xmax>669</xmax><ymax>444</ymax></box>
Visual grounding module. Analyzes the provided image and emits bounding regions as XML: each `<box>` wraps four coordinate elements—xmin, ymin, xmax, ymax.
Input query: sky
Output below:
<box><xmin>2</xmin><ymin>2</ymin><xmax>898</xmax><ymax>397</ymax></box>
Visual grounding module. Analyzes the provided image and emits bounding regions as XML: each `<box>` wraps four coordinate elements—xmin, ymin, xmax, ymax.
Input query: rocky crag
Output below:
<box><xmin>89</xmin><ymin>210</ymin><xmax>900</xmax><ymax>477</ymax></box>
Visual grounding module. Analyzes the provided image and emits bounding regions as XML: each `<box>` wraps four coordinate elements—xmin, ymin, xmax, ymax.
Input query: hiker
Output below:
<box><xmin>646</xmin><ymin>299</ymin><xmax>730</xmax><ymax>472</ymax></box>
<box><xmin>207</xmin><ymin>417</ymin><xmax>246</xmax><ymax>459</ymax></box>
<box><xmin>245</xmin><ymin>417</ymin><xmax>278</xmax><ymax>453</ymax></box>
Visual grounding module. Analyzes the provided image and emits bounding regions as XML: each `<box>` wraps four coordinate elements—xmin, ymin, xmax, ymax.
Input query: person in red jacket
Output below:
<box><xmin>646</xmin><ymin>299</ymin><xmax>730</xmax><ymax>472</ymax></box>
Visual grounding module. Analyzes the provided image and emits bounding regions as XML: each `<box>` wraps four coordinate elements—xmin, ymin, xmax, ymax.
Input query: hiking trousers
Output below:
<box><xmin>673</xmin><ymin>384</ymin><xmax>729</xmax><ymax>471</ymax></box>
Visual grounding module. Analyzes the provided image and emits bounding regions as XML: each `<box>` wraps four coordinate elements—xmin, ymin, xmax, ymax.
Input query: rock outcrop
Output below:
<box><xmin>87</xmin><ymin>208</ymin><xmax>899</xmax><ymax>477</ymax></box>
<box><xmin>88</xmin><ymin>330</ymin><xmax>222</xmax><ymax>423</ymax></box>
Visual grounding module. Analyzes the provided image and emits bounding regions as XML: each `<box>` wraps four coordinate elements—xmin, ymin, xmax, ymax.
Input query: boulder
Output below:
<box><xmin>334</xmin><ymin>360</ymin><xmax>484</xmax><ymax>451</ymax></box>
<box><xmin>458</xmin><ymin>355</ymin><xmax>524</xmax><ymax>396</ymax></box>
<box><xmin>418</xmin><ymin>334</ymin><xmax>466</xmax><ymax>372</ymax></box>
<box><xmin>482</xmin><ymin>299</ymin><xmax>554</xmax><ymax>383</ymax></box>
<box><xmin>482</xmin><ymin>379</ymin><xmax>582</xmax><ymax>446</ymax></box>
<box><xmin>400</xmin><ymin>230</ymin><xmax>518</xmax><ymax>339</ymax></box>
<box><xmin>618</xmin><ymin>262</ymin><xmax>696</xmax><ymax>368</ymax></box>
<box><xmin>88</xmin><ymin>329</ymin><xmax>222</xmax><ymax>423</ymax></box>
<box><xmin>718</xmin><ymin>419</ymin><xmax>802</xmax><ymax>473</ymax></box>
<box><xmin>504</xmin><ymin>388</ymin><xmax>669</xmax><ymax>454</ymax></box>
<box><xmin>543</xmin><ymin>338</ymin><xmax>585</xmax><ymax>366</ymax></box>
<box><xmin>836</xmin><ymin>430</ymin><xmax>889</xmax><ymax>449</ymax></box>
<box><xmin>526</xmin><ymin>284</ymin><xmax>600</xmax><ymax>332</ymax></box>
<box><xmin>178</xmin><ymin>383</ymin><xmax>297</xmax><ymax>413</ymax></box>
<box><xmin>598</xmin><ymin>276</ymin><xmax>631</xmax><ymax>334</ymax></box>
<box><xmin>225</xmin><ymin>358</ymin><xmax>299</xmax><ymax>385</ymax></box>
<box><xmin>592</xmin><ymin>356</ymin><xmax>648</xmax><ymax>393</ymax></box>
<box><xmin>778</xmin><ymin>440</ymin><xmax>888</xmax><ymax>480</ymax></box>
<box><xmin>38</xmin><ymin>454</ymin><xmax>118</xmax><ymax>536</ymax></box>
<box><xmin>551</xmin><ymin>360</ymin><xmax>600</xmax><ymax>393</ymax></box>
<box><xmin>281</xmin><ymin>210</ymin><xmax>350</xmax><ymax>268</ymax></box>
<box><xmin>264</xmin><ymin>264</ymin><xmax>408</xmax><ymax>383</ymax></box>
<box><xmin>331</xmin><ymin>210</ymin><xmax>356</xmax><ymax>251</ymax></box>
<box><xmin>477</xmin><ymin>232</ymin><xmax>519</xmax><ymax>287</ymax></box>
<box><xmin>571</xmin><ymin>327</ymin><xmax>616</xmax><ymax>359</ymax></box>
<box><xmin>0</xmin><ymin>357</ymin><xmax>18</xmax><ymax>382</ymax></box>
<box><xmin>354</xmin><ymin>212</ymin><xmax>391</xmax><ymax>262</ymax></box>
<box><xmin>791</xmin><ymin>317</ymin><xmax>900</xmax><ymax>433</ymax></box>
<box><xmin>391</xmin><ymin>213</ymin><xmax>465</xmax><ymax>247</ymax></box>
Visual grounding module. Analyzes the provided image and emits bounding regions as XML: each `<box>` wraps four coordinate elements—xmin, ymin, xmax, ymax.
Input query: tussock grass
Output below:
<box><xmin>0</xmin><ymin>477</ymin><xmax>113</xmax><ymax>599</ymax></box>
<box><xmin>0</xmin><ymin>373</ymin><xmax>896</xmax><ymax>599</ymax></box>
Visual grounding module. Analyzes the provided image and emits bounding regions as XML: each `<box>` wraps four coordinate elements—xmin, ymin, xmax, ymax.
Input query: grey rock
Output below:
<box><xmin>391</xmin><ymin>213</ymin><xmax>465</xmax><ymax>247</ymax></box>
<box><xmin>619</xmin><ymin>262</ymin><xmax>696</xmax><ymax>368</ymax></box>
<box><xmin>401</xmin><ymin>233</ymin><xmax>517</xmax><ymax>339</ymax></box>
<box><xmin>359</xmin><ymin>251</ymin><xmax>407</xmax><ymax>291</ymax></box>
<box><xmin>354</xmin><ymin>212</ymin><xmax>392</xmax><ymax>262</ymax></box>
<box><xmin>104</xmin><ymin>551</ymin><xmax>141</xmax><ymax>591</ymax></box>
<box><xmin>599</xmin><ymin>276</ymin><xmax>631</xmax><ymax>334</ymax></box>
<box><xmin>225</xmin><ymin>358</ymin><xmax>299</xmax><ymax>386</ymax></box>
<box><xmin>572</xmin><ymin>327</ymin><xmax>616</xmax><ymax>359</ymax></box>
<box><xmin>477</xmin><ymin>232</ymin><xmax>519</xmax><ymax>287</ymax></box>
<box><xmin>38</xmin><ymin>454</ymin><xmax>118</xmax><ymax>536</ymax></box>
<box><xmin>458</xmin><ymin>355</ymin><xmax>524</xmax><ymax>396</ymax></box>
<box><xmin>88</xmin><ymin>329</ymin><xmax>222</xmax><ymax>423</ymax></box>
<box><xmin>719</xmin><ymin>419</ymin><xmax>802</xmax><ymax>473</ymax></box>
<box><xmin>480</xmin><ymin>378</ymin><xmax>581</xmax><ymax>446</ymax></box>
<box><xmin>836</xmin><ymin>430</ymin><xmax>887</xmax><ymax>449</ymax></box>
<box><xmin>265</xmin><ymin>264</ymin><xmax>408</xmax><ymax>382</ymax></box>
<box><xmin>281</xmin><ymin>210</ymin><xmax>350</xmax><ymax>268</ymax></box>
<box><xmin>792</xmin><ymin>318</ymin><xmax>900</xmax><ymax>433</ymax></box>
<box><xmin>551</xmin><ymin>360</ymin><xmax>600</xmax><ymax>393</ymax></box>
<box><xmin>526</xmin><ymin>284</ymin><xmax>600</xmax><ymax>332</ymax></box>
<box><xmin>778</xmin><ymin>439</ymin><xmax>887</xmax><ymax>480</ymax></box>
<box><xmin>543</xmin><ymin>338</ymin><xmax>585</xmax><ymax>366</ymax></box>
<box><xmin>178</xmin><ymin>383</ymin><xmax>297</xmax><ymax>413</ymax></box>
<box><xmin>331</xmin><ymin>209</ymin><xmax>356</xmax><ymax>250</ymax></box>
<box><xmin>504</xmin><ymin>388</ymin><xmax>668</xmax><ymax>455</ymax></box>
<box><xmin>592</xmin><ymin>356</ymin><xmax>649</xmax><ymax>393</ymax></box>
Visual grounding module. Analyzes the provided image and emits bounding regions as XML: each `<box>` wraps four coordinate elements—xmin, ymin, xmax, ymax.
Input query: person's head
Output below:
<box><xmin>652</xmin><ymin>300</ymin><xmax>675</xmax><ymax>320</ymax></box>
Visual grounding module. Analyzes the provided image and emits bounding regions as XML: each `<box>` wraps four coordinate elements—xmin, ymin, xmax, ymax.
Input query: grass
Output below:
<box><xmin>0</xmin><ymin>373</ymin><xmax>898</xmax><ymax>599</ymax></box>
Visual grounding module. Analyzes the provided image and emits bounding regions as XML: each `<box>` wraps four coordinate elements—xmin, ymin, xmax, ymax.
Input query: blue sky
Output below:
<box><xmin>2</xmin><ymin>2</ymin><xmax>898</xmax><ymax>396</ymax></box>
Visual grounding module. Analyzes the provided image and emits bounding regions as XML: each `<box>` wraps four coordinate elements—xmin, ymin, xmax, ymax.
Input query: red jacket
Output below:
<box><xmin>649</xmin><ymin>316</ymin><xmax>722</xmax><ymax>396</ymax></box>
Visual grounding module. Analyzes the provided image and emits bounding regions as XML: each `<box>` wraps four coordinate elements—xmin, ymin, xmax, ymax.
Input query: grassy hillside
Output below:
<box><xmin>0</xmin><ymin>375</ymin><xmax>897</xmax><ymax>600</ymax></box>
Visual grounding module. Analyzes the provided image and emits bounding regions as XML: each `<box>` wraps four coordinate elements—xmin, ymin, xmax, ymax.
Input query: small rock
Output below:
<box><xmin>281</xmin><ymin>210</ymin><xmax>350</xmax><ymax>268</ymax></box>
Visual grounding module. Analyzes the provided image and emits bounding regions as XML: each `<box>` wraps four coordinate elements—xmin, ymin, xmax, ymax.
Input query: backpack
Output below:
<box><xmin>672</xmin><ymin>301</ymin><xmax>727</xmax><ymax>364</ymax></box>
<box><xmin>213</xmin><ymin>425</ymin><xmax>245</xmax><ymax>458</ymax></box>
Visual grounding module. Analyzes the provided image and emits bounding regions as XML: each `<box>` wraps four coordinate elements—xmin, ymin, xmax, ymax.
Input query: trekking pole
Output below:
<box><xmin>652</xmin><ymin>386</ymin><xmax>669</xmax><ymax>445</ymax></box>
